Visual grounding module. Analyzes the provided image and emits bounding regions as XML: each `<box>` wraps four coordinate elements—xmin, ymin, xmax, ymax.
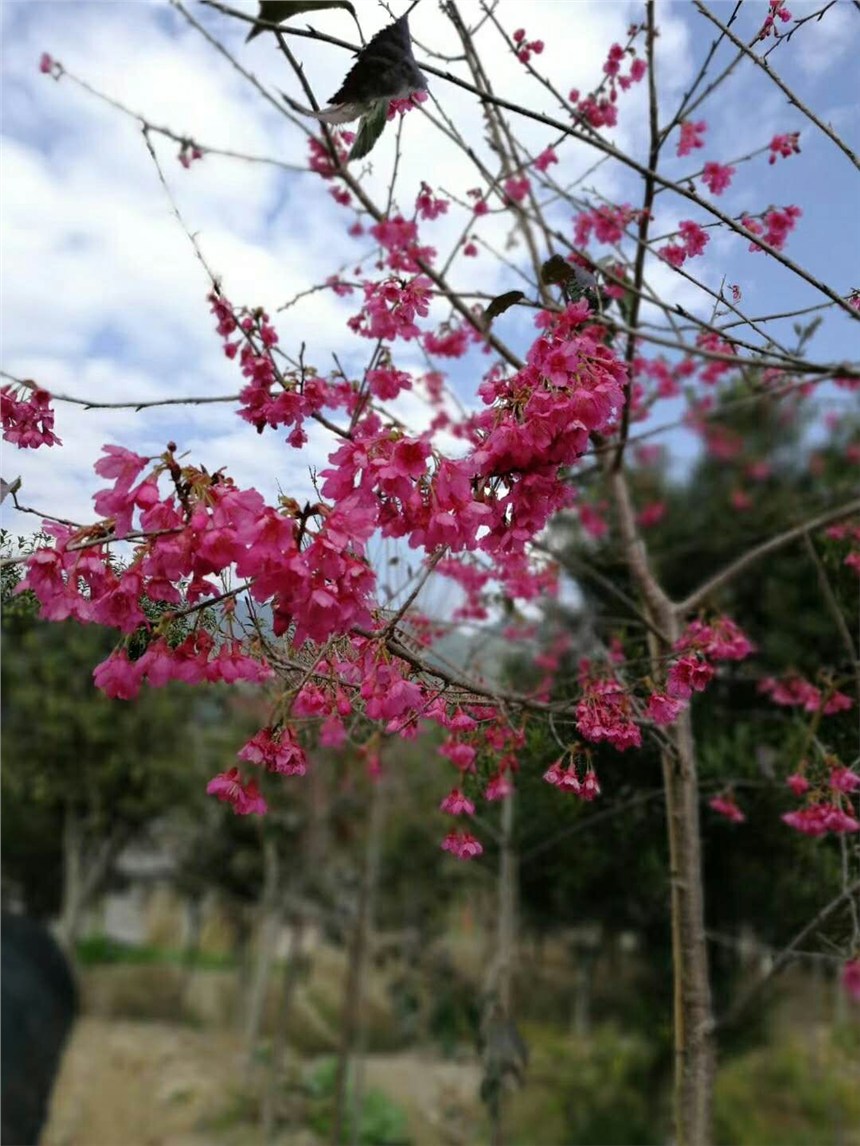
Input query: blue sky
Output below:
<box><xmin>1</xmin><ymin>0</ymin><xmax>858</xmax><ymax>544</ymax></box>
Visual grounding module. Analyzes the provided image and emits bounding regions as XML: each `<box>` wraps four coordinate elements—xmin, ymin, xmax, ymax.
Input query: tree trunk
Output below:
<box><xmin>57</xmin><ymin>806</ymin><xmax>122</xmax><ymax>955</ymax></box>
<box><xmin>482</xmin><ymin>788</ymin><xmax>519</xmax><ymax>1146</ymax></box>
<box><xmin>57</xmin><ymin>806</ymin><xmax>85</xmax><ymax>954</ymax></box>
<box><xmin>332</xmin><ymin>776</ymin><xmax>385</xmax><ymax>1146</ymax></box>
<box><xmin>178</xmin><ymin>893</ymin><xmax>204</xmax><ymax>1013</ymax></box>
<box><xmin>260</xmin><ymin>915</ymin><xmax>305</xmax><ymax>1142</ymax></box>
<box><xmin>611</xmin><ymin>469</ymin><xmax>715</xmax><ymax>1145</ymax></box>
<box><xmin>495</xmin><ymin>788</ymin><xmax>517</xmax><ymax>1014</ymax></box>
<box><xmin>244</xmin><ymin>835</ymin><xmax>282</xmax><ymax>1068</ymax></box>
<box><xmin>660</xmin><ymin>705</ymin><xmax>715</xmax><ymax>1146</ymax></box>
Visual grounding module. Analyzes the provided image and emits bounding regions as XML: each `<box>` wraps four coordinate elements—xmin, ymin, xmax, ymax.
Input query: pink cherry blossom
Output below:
<box><xmin>1</xmin><ymin>385</ymin><xmax>61</xmax><ymax>449</ymax></box>
<box><xmin>709</xmin><ymin>795</ymin><xmax>746</xmax><ymax>824</ymax></box>
<box><xmin>667</xmin><ymin>655</ymin><xmax>715</xmax><ymax>700</ymax></box>
<box><xmin>786</xmin><ymin>773</ymin><xmax>810</xmax><ymax>797</ymax></box>
<box><xmin>580</xmin><ymin>771</ymin><xmax>601</xmax><ymax>801</ymax></box>
<box><xmin>207</xmin><ymin>768</ymin><xmax>268</xmax><ymax>815</ymax></box>
<box><xmin>543</xmin><ymin>757</ymin><xmax>582</xmax><ymax>794</ymax></box>
<box><xmin>441</xmin><ymin>830</ymin><xmax>483</xmax><ymax>860</ymax></box>
<box><xmin>678</xmin><ymin>220</ymin><xmax>709</xmax><ymax>258</ymax></box>
<box><xmin>504</xmin><ymin>175</ymin><xmax>531</xmax><ymax>203</ymax></box>
<box><xmin>647</xmin><ymin>693</ymin><xmax>685</xmax><ymax>726</ymax></box>
<box><xmin>701</xmin><ymin>162</ymin><xmax>735</xmax><ymax>196</ymax></box>
<box><xmin>238</xmin><ymin>726</ymin><xmax>308</xmax><ymax>775</ymax></box>
<box><xmin>533</xmin><ymin>147</ymin><xmax>558</xmax><ymax>173</ymax></box>
<box><xmin>677</xmin><ymin>120</ymin><xmax>706</xmax><ymax>157</ymax></box>
<box><xmin>768</xmin><ymin>132</ymin><xmax>800</xmax><ymax>164</ymax></box>
<box><xmin>829</xmin><ymin>766</ymin><xmax>860</xmax><ymax>794</ymax></box>
<box><xmin>484</xmin><ymin>772</ymin><xmax>514</xmax><ymax>801</ymax></box>
<box><xmin>440</xmin><ymin>788</ymin><xmax>475</xmax><ymax>816</ymax></box>
<box><xmin>92</xmin><ymin>649</ymin><xmax>146</xmax><ymax>700</ymax></box>
<box><xmin>415</xmin><ymin>182</ymin><xmax>449</xmax><ymax>221</ymax></box>
<box><xmin>782</xmin><ymin>803</ymin><xmax>860</xmax><ymax>837</ymax></box>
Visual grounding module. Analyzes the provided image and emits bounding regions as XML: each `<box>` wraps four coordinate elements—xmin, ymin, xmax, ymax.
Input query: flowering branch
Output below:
<box><xmin>694</xmin><ymin>1</ymin><xmax>860</xmax><ymax>171</ymax></box>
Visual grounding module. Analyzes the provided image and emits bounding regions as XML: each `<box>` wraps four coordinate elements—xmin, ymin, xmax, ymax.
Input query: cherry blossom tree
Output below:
<box><xmin>3</xmin><ymin>2</ymin><xmax>859</xmax><ymax>1142</ymax></box>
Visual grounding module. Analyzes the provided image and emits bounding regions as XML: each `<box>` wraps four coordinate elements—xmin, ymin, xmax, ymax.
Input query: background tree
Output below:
<box><xmin>2</xmin><ymin>571</ymin><xmax>200</xmax><ymax>948</ymax></box>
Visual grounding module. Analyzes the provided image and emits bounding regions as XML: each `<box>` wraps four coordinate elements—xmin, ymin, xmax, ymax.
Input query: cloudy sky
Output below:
<box><xmin>2</xmin><ymin>0</ymin><xmax>858</xmax><ymax>550</ymax></box>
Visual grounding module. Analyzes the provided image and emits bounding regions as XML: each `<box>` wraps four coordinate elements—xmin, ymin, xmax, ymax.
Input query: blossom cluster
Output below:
<box><xmin>755</xmin><ymin>0</ymin><xmax>793</xmax><ymax>41</ymax></box>
<box><xmin>568</xmin><ymin>37</ymin><xmax>647</xmax><ymax>130</ymax></box>
<box><xmin>575</xmin><ymin>663</ymin><xmax>642</xmax><ymax>751</ymax></box>
<box><xmin>511</xmin><ymin>27</ymin><xmax>544</xmax><ymax>66</ymax></box>
<box><xmin>544</xmin><ymin>749</ymin><xmax>601</xmax><ymax>801</ymax></box>
<box><xmin>658</xmin><ymin>220</ymin><xmax>710</xmax><ymax>268</ymax></box>
<box><xmin>1</xmin><ymin>384</ymin><xmax>61</xmax><ymax>449</ymax></box>
<box><xmin>768</xmin><ymin>132</ymin><xmax>800</xmax><ymax>164</ymax></box>
<box><xmin>825</xmin><ymin>521</ymin><xmax>860</xmax><ymax>577</ymax></box>
<box><xmin>742</xmin><ymin>206</ymin><xmax>802</xmax><ymax>253</ymax></box>
<box><xmin>758</xmin><ymin>674</ymin><xmax>852</xmax><ymax>716</ymax></box>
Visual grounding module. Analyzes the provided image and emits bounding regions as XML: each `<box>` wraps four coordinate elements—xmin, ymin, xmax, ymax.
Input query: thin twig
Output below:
<box><xmin>694</xmin><ymin>1</ymin><xmax>860</xmax><ymax>171</ymax></box>
<box><xmin>714</xmin><ymin>879</ymin><xmax>860</xmax><ymax>1031</ymax></box>
<box><xmin>679</xmin><ymin>499</ymin><xmax>860</xmax><ymax>614</ymax></box>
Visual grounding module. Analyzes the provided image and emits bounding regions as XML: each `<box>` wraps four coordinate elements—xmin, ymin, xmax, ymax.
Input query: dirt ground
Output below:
<box><xmin>42</xmin><ymin>1017</ymin><xmax>483</xmax><ymax>1146</ymax></box>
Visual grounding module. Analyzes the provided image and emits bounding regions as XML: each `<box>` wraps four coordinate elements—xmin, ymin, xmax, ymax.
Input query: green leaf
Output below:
<box><xmin>246</xmin><ymin>1</ymin><xmax>360</xmax><ymax>43</ymax></box>
<box><xmin>483</xmin><ymin>290</ymin><xmax>525</xmax><ymax>324</ymax></box>
<box><xmin>348</xmin><ymin>100</ymin><xmax>389</xmax><ymax>162</ymax></box>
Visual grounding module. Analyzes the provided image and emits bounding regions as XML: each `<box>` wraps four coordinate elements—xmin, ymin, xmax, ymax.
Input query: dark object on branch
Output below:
<box><xmin>317</xmin><ymin>14</ymin><xmax>427</xmax><ymax>125</ymax></box>
<box><xmin>483</xmin><ymin>290</ymin><xmax>525</xmax><ymax>326</ymax></box>
<box><xmin>245</xmin><ymin>1</ymin><xmax>361</xmax><ymax>44</ymax></box>
<box><xmin>281</xmin><ymin>15</ymin><xmax>428</xmax><ymax>162</ymax></box>
<box><xmin>1</xmin><ymin>913</ymin><xmax>77</xmax><ymax>1146</ymax></box>
<box><xmin>541</xmin><ymin>253</ymin><xmax>610</xmax><ymax>313</ymax></box>
<box><xmin>478</xmin><ymin>993</ymin><xmax>528</xmax><ymax>1122</ymax></box>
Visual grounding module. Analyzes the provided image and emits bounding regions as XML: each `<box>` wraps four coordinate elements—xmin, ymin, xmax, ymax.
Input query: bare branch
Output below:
<box><xmin>679</xmin><ymin>499</ymin><xmax>860</xmax><ymax>615</ymax></box>
<box><xmin>714</xmin><ymin>879</ymin><xmax>860</xmax><ymax>1032</ymax></box>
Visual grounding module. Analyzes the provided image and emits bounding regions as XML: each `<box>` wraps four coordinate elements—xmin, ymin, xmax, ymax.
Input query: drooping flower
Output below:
<box><xmin>441</xmin><ymin>830</ymin><xmax>484</xmax><ymax>860</ymax></box>
<box><xmin>709</xmin><ymin>794</ymin><xmax>746</xmax><ymax>824</ymax></box>
<box><xmin>782</xmin><ymin>803</ymin><xmax>860</xmax><ymax>837</ymax></box>
<box><xmin>206</xmin><ymin>768</ymin><xmax>268</xmax><ymax>815</ymax></box>
<box><xmin>439</xmin><ymin>788</ymin><xmax>475</xmax><ymax>816</ymax></box>
<box><xmin>647</xmin><ymin>692</ymin><xmax>685</xmax><ymax>726</ymax></box>
<box><xmin>829</xmin><ymin>766</ymin><xmax>860</xmax><ymax>794</ymax></box>
<box><xmin>785</xmin><ymin>772</ymin><xmax>810</xmax><ymax>797</ymax></box>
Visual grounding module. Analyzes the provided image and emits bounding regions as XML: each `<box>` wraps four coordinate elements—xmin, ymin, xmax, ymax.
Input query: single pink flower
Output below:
<box><xmin>441</xmin><ymin>830</ymin><xmax>483</xmax><ymax>860</ymax></box>
<box><xmin>647</xmin><ymin>693</ymin><xmax>685</xmax><ymax>726</ymax></box>
<box><xmin>440</xmin><ymin>788</ymin><xmax>475</xmax><ymax>816</ymax></box>
<box><xmin>830</xmin><ymin>766</ymin><xmax>860</xmax><ymax>794</ymax></box>
<box><xmin>786</xmin><ymin>773</ymin><xmax>810</xmax><ymax>797</ymax></box>
<box><xmin>484</xmin><ymin>772</ymin><xmax>514</xmax><ymax>801</ymax></box>
<box><xmin>701</xmin><ymin>162</ymin><xmax>735</xmax><ymax>195</ymax></box>
<box><xmin>677</xmin><ymin>120</ymin><xmax>706</xmax><ymax>157</ymax></box>
<box><xmin>207</xmin><ymin>768</ymin><xmax>268</xmax><ymax>816</ymax></box>
<box><xmin>709</xmin><ymin>795</ymin><xmax>746</xmax><ymax>824</ymax></box>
